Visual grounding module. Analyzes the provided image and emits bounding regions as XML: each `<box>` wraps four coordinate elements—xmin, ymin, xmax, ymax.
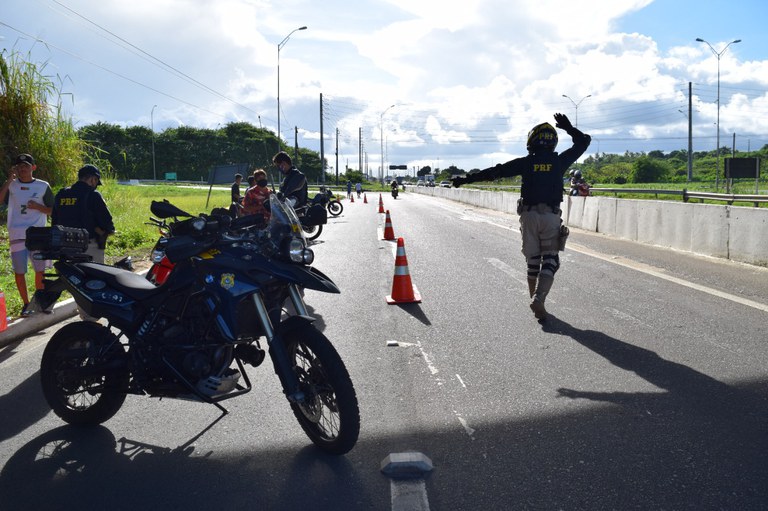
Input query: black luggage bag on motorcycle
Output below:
<box><xmin>25</xmin><ymin>226</ymin><xmax>90</xmax><ymax>260</ymax></box>
<box><xmin>303</xmin><ymin>203</ymin><xmax>328</xmax><ymax>226</ymax></box>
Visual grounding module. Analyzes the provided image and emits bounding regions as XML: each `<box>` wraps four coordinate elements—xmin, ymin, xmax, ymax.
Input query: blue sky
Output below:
<box><xmin>617</xmin><ymin>0</ymin><xmax>765</xmax><ymax>61</ymax></box>
<box><xmin>2</xmin><ymin>0</ymin><xmax>767</xmax><ymax>173</ymax></box>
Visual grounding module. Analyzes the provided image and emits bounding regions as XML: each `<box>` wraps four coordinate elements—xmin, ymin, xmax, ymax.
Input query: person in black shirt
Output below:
<box><xmin>229</xmin><ymin>173</ymin><xmax>243</xmax><ymax>217</ymax></box>
<box><xmin>52</xmin><ymin>164</ymin><xmax>115</xmax><ymax>264</ymax></box>
<box><xmin>273</xmin><ymin>151</ymin><xmax>307</xmax><ymax>208</ymax></box>
<box><xmin>452</xmin><ymin>113</ymin><xmax>590</xmax><ymax>320</ymax></box>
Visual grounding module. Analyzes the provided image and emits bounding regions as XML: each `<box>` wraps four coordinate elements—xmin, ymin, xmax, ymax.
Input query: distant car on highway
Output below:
<box><xmin>439</xmin><ymin>180</ymin><xmax>451</xmax><ymax>188</ymax></box>
<box><xmin>416</xmin><ymin>180</ymin><xmax>425</xmax><ymax>187</ymax></box>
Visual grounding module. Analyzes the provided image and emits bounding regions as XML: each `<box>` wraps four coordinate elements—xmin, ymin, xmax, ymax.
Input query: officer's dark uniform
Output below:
<box><xmin>52</xmin><ymin>180</ymin><xmax>114</xmax><ymax>255</ymax></box>
<box><xmin>452</xmin><ymin>114</ymin><xmax>590</xmax><ymax>319</ymax></box>
<box><xmin>280</xmin><ymin>167</ymin><xmax>308</xmax><ymax>207</ymax></box>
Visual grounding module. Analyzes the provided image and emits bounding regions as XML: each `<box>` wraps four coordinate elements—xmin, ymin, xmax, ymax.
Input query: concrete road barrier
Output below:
<box><xmin>414</xmin><ymin>186</ymin><xmax>768</xmax><ymax>267</ymax></box>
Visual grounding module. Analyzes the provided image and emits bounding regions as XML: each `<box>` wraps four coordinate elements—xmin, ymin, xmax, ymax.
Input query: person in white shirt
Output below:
<box><xmin>1</xmin><ymin>153</ymin><xmax>54</xmax><ymax>316</ymax></box>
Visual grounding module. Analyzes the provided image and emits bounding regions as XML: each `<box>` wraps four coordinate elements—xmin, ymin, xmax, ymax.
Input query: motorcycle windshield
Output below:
<box><xmin>268</xmin><ymin>194</ymin><xmax>306</xmax><ymax>244</ymax></box>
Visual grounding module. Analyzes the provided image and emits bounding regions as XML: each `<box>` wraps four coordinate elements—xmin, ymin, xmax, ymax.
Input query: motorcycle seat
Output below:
<box><xmin>78</xmin><ymin>262</ymin><xmax>162</xmax><ymax>300</ymax></box>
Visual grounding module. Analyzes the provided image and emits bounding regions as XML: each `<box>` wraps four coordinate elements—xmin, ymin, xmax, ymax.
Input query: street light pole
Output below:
<box><xmin>151</xmin><ymin>104</ymin><xmax>157</xmax><ymax>181</ymax></box>
<box><xmin>696</xmin><ymin>37</ymin><xmax>741</xmax><ymax>191</ymax></box>
<box><xmin>561</xmin><ymin>94</ymin><xmax>591</xmax><ymax>127</ymax></box>
<box><xmin>380</xmin><ymin>104</ymin><xmax>395</xmax><ymax>184</ymax></box>
<box><xmin>277</xmin><ymin>26</ymin><xmax>307</xmax><ymax>145</ymax></box>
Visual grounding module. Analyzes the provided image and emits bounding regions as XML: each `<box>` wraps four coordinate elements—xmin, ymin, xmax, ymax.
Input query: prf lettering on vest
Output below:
<box><xmin>59</xmin><ymin>197</ymin><xmax>78</xmax><ymax>206</ymax></box>
<box><xmin>533</xmin><ymin>164</ymin><xmax>552</xmax><ymax>172</ymax></box>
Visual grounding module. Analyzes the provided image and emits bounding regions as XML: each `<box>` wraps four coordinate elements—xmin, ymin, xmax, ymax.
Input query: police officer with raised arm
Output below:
<box><xmin>452</xmin><ymin>113</ymin><xmax>590</xmax><ymax>320</ymax></box>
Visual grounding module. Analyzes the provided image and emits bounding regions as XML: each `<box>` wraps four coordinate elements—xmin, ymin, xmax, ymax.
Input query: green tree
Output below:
<box><xmin>630</xmin><ymin>155</ymin><xmax>670</xmax><ymax>183</ymax></box>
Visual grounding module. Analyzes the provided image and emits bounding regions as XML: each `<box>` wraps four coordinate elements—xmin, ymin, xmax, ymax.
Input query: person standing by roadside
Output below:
<box><xmin>230</xmin><ymin>173</ymin><xmax>244</xmax><ymax>217</ymax></box>
<box><xmin>242</xmin><ymin>168</ymin><xmax>272</xmax><ymax>225</ymax></box>
<box><xmin>51</xmin><ymin>164</ymin><xmax>115</xmax><ymax>264</ymax></box>
<box><xmin>451</xmin><ymin>113</ymin><xmax>590</xmax><ymax>320</ymax></box>
<box><xmin>1</xmin><ymin>154</ymin><xmax>54</xmax><ymax>316</ymax></box>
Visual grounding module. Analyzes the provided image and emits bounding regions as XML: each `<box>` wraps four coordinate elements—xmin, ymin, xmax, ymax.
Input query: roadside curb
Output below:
<box><xmin>0</xmin><ymin>269</ymin><xmax>149</xmax><ymax>349</ymax></box>
<box><xmin>0</xmin><ymin>298</ymin><xmax>78</xmax><ymax>348</ymax></box>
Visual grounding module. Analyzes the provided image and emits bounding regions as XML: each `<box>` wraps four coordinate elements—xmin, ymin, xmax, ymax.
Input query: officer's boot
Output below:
<box><xmin>527</xmin><ymin>277</ymin><xmax>537</xmax><ymax>298</ymax></box>
<box><xmin>530</xmin><ymin>275</ymin><xmax>554</xmax><ymax>320</ymax></box>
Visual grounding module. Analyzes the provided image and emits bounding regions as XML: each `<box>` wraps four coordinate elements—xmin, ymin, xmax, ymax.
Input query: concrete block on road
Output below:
<box><xmin>381</xmin><ymin>451</ymin><xmax>434</xmax><ymax>479</ymax></box>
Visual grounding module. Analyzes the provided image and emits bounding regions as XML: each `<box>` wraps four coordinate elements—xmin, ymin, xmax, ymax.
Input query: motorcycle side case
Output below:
<box><xmin>303</xmin><ymin>204</ymin><xmax>328</xmax><ymax>226</ymax></box>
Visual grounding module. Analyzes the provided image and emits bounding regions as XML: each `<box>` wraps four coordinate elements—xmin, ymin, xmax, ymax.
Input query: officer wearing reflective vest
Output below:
<box><xmin>52</xmin><ymin>164</ymin><xmax>115</xmax><ymax>263</ymax></box>
<box><xmin>451</xmin><ymin>113</ymin><xmax>590</xmax><ymax>320</ymax></box>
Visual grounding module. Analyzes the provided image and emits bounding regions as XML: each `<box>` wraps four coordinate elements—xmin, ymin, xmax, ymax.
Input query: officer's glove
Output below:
<box><xmin>451</xmin><ymin>176</ymin><xmax>466</xmax><ymax>188</ymax></box>
<box><xmin>554</xmin><ymin>113</ymin><xmax>575</xmax><ymax>132</ymax></box>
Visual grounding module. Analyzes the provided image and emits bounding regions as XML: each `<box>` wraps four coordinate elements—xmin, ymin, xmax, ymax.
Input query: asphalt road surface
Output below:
<box><xmin>1</xmin><ymin>191</ymin><xmax>766</xmax><ymax>510</ymax></box>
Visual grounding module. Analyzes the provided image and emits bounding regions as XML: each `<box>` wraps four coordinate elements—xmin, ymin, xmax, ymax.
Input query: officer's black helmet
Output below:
<box><xmin>526</xmin><ymin>123</ymin><xmax>558</xmax><ymax>153</ymax></box>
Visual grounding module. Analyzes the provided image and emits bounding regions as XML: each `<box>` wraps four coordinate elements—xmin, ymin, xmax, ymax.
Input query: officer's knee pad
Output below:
<box><xmin>540</xmin><ymin>253</ymin><xmax>560</xmax><ymax>278</ymax></box>
<box><xmin>526</xmin><ymin>255</ymin><xmax>542</xmax><ymax>279</ymax></box>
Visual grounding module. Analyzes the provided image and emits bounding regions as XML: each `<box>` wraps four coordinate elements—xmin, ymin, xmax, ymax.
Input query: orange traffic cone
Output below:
<box><xmin>382</xmin><ymin>210</ymin><xmax>396</xmax><ymax>240</ymax></box>
<box><xmin>350</xmin><ymin>194</ymin><xmax>355</xmax><ymax>203</ymax></box>
<box><xmin>386</xmin><ymin>238</ymin><xmax>421</xmax><ymax>304</ymax></box>
<box><xmin>0</xmin><ymin>291</ymin><xmax>6</xmax><ymax>331</ymax></box>
<box><xmin>364</xmin><ymin>193</ymin><xmax>368</xmax><ymax>203</ymax></box>
<box><xmin>378</xmin><ymin>194</ymin><xmax>385</xmax><ymax>213</ymax></box>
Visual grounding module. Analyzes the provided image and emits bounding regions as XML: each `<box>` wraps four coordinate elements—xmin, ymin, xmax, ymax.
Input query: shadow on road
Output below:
<box><xmin>1</xmin><ymin>316</ymin><xmax>766</xmax><ymax>509</ymax></box>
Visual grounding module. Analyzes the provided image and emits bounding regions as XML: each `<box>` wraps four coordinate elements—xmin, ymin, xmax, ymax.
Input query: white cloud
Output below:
<box><xmin>3</xmin><ymin>0</ymin><xmax>767</xmax><ymax>171</ymax></box>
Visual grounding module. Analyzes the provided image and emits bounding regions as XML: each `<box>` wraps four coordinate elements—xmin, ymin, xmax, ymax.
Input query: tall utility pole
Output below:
<box><xmin>380</xmin><ymin>104</ymin><xmax>396</xmax><ymax>184</ymax></box>
<box><xmin>277</xmin><ymin>26</ymin><xmax>307</xmax><ymax>144</ymax></box>
<box><xmin>696</xmin><ymin>37</ymin><xmax>741</xmax><ymax>191</ymax></box>
<box><xmin>151</xmin><ymin>104</ymin><xmax>157</xmax><ymax>181</ymax></box>
<box><xmin>319</xmin><ymin>93</ymin><xmax>325</xmax><ymax>184</ymax></box>
<box><xmin>562</xmin><ymin>94</ymin><xmax>591</xmax><ymax>127</ymax></box>
<box><xmin>687</xmin><ymin>82</ymin><xmax>693</xmax><ymax>182</ymax></box>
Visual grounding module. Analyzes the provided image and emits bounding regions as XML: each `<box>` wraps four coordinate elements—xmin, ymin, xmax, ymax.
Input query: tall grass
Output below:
<box><xmin>0</xmin><ymin>50</ymin><xmax>83</xmax><ymax>186</ymax></box>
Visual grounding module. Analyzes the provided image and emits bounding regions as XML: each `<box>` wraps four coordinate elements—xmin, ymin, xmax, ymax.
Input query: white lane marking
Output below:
<box><xmin>603</xmin><ymin>306</ymin><xmax>647</xmax><ymax>326</ymax></box>
<box><xmin>456</xmin><ymin>374</ymin><xmax>467</xmax><ymax>389</ymax></box>
<box><xmin>417</xmin><ymin>341</ymin><xmax>439</xmax><ymax>376</ymax></box>
<box><xmin>454</xmin><ymin>411</ymin><xmax>476</xmax><ymax>440</ymax></box>
<box><xmin>390</xmin><ymin>479</ymin><xmax>430</xmax><ymax>511</ymax></box>
<box><xmin>570</xmin><ymin>242</ymin><xmax>768</xmax><ymax>314</ymax></box>
<box><xmin>486</xmin><ymin>257</ymin><xmax>527</xmax><ymax>288</ymax></box>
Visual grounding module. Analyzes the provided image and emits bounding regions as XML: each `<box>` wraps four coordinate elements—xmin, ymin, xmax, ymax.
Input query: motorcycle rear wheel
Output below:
<box><xmin>327</xmin><ymin>200</ymin><xmax>343</xmax><ymax>216</ymax></box>
<box><xmin>40</xmin><ymin>322</ymin><xmax>129</xmax><ymax>426</ymax></box>
<box><xmin>302</xmin><ymin>223</ymin><xmax>322</xmax><ymax>241</ymax></box>
<box><xmin>284</xmin><ymin>324</ymin><xmax>360</xmax><ymax>455</ymax></box>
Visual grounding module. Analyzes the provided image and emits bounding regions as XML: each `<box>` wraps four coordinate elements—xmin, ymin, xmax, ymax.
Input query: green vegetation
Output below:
<box><xmin>0</xmin><ymin>50</ymin><xmax>86</xmax><ymax>186</ymax></box>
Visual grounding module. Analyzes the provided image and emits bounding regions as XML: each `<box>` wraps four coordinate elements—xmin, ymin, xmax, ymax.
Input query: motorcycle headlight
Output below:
<box><xmin>285</xmin><ymin>238</ymin><xmax>315</xmax><ymax>264</ymax></box>
<box><xmin>301</xmin><ymin>247</ymin><xmax>314</xmax><ymax>265</ymax></box>
<box><xmin>192</xmin><ymin>217</ymin><xmax>207</xmax><ymax>231</ymax></box>
<box><xmin>287</xmin><ymin>238</ymin><xmax>305</xmax><ymax>263</ymax></box>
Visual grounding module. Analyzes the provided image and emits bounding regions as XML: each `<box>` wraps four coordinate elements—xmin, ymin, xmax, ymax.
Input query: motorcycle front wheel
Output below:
<box><xmin>40</xmin><ymin>322</ymin><xmax>129</xmax><ymax>426</ymax></box>
<box><xmin>302</xmin><ymin>223</ymin><xmax>322</xmax><ymax>241</ymax></box>
<box><xmin>327</xmin><ymin>200</ymin><xmax>343</xmax><ymax>216</ymax></box>
<box><xmin>283</xmin><ymin>324</ymin><xmax>360</xmax><ymax>455</ymax></box>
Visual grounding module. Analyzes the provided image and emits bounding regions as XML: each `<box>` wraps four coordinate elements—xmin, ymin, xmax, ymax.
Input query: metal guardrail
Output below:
<box><xmin>592</xmin><ymin>188</ymin><xmax>768</xmax><ymax>206</ymax></box>
<box><xmin>470</xmin><ymin>184</ymin><xmax>766</xmax><ymax>207</ymax></box>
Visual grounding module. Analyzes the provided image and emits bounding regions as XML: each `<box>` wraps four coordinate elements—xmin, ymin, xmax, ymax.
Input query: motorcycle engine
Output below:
<box><xmin>139</xmin><ymin>296</ymin><xmax>234</xmax><ymax>392</ymax></box>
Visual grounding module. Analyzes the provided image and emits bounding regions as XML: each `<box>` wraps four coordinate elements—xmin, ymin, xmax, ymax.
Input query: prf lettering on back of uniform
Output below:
<box><xmin>533</xmin><ymin>164</ymin><xmax>553</xmax><ymax>172</ymax></box>
<box><xmin>59</xmin><ymin>197</ymin><xmax>78</xmax><ymax>206</ymax></box>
